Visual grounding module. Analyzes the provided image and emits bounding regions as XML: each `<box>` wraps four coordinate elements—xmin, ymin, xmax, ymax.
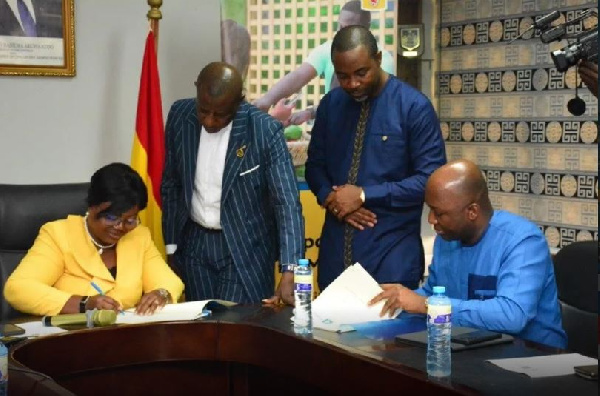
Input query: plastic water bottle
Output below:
<box><xmin>293</xmin><ymin>259</ymin><xmax>313</xmax><ymax>335</ymax></box>
<box><xmin>427</xmin><ymin>286</ymin><xmax>451</xmax><ymax>378</ymax></box>
<box><xmin>0</xmin><ymin>340</ymin><xmax>7</xmax><ymax>395</ymax></box>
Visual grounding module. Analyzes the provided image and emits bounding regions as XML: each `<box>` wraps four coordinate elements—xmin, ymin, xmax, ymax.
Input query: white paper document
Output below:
<box><xmin>116</xmin><ymin>300</ymin><xmax>230</xmax><ymax>325</ymax></box>
<box><xmin>487</xmin><ymin>353</ymin><xmax>598</xmax><ymax>378</ymax></box>
<box><xmin>310</xmin><ymin>263</ymin><xmax>401</xmax><ymax>332</ymax></box>
<box><xmin>18</xmin><ymin>321</ymin><xmax>68</xmax><ymax>337</ymax></box>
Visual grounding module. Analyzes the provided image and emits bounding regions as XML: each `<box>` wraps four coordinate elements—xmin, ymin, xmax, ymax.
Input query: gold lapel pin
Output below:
<box><xmin>382</xmin><ymin>135</ymin><xmax>388</xmax><ymax>141</ymax></box>
<box><xmin>236</xmin><ymin>145</ymin><xmax>247</xmax><ymax>158</ymax></box>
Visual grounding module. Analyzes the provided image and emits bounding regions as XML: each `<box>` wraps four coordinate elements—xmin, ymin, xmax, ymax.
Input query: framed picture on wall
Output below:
<box><xmin>0</xmin><ymin>0</ymin><xmax>75</xmax><ymax>77</ymax></box>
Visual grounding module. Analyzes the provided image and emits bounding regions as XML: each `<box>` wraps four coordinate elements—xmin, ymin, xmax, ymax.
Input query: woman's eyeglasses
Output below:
<box><xmin>101</xmin><ymin>214</ymin><xmax>140</xmax><ymax>229</ymax></box>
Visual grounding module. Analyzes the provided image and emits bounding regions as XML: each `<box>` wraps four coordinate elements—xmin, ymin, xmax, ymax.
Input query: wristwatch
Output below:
<box><xmin>279</xmin><ymin>263</ymin><xmax>296</xmax><ymax>273</ymax></box>
<box><xmin>80</xmin><ymin>296</ymin><xmax>90</xmax><ymax>313</ymax></box>
<box><xmin>157</xmin><ymin>288</ymin><xmax>170</xmax><ymax>302</ymax></box>
<box><xmin>359</xmin><ymin>188</ymin><xmax>366</xmax><ymax>203</ymax></box>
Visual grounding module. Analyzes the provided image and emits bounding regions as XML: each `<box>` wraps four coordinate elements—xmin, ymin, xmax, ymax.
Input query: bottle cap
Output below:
<box><xmin>432</xmin><ymin>286</ymin><xmax>446</xmax><ymax>294</ymax></box>
<box><xmin>298</xmin><ymin>259</ymin><xmax>309</xmax><ymax>266</ymax></box>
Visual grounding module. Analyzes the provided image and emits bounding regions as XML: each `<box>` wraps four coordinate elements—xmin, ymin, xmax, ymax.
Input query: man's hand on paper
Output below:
<box><xmin>263</xmin><ymin>272</ymin><xmax>295</xmax><ymax>306</ymax></box>
<box><xmin>369</xmin><ymin>284</ymin><xmax>428</xmax><ymax>317</ymax></box>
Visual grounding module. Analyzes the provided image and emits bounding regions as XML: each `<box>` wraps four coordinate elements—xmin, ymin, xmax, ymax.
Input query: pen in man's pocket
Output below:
<box><xmin>90</xmin><ymin>281</ymin><xmax>124</xmax><ymax>314</ymax></box>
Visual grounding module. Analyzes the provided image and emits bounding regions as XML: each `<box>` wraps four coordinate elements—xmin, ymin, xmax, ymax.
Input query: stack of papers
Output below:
<box><xmin>116</xmin><ymin>300</ymin><xmax>234</xmax><ymax>325</ymax></box>
<box><xmin>16</xmin><ymin>321</ymin><xmax>68</xmax><ymax>337</ymax></box>
<box><xmin>310</xmin><ymin>263</ymin><xmax>401</xmax><ymax>332</ymax></box>
<box><xmin>487</xmin><ymin>354</ymin><xmax>598</xmax><ymax>378</ymax></box>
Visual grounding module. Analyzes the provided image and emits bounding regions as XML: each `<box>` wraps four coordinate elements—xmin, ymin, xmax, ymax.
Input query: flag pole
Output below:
<box><xmin>132</xmin><ymin>3</ymin><xmax>167</xmax><ymax>258</ymax></box>
<box><xmin>147</xmin><ymin>0</ymin><xmax>163</xmax><ymax>50</ymax></box>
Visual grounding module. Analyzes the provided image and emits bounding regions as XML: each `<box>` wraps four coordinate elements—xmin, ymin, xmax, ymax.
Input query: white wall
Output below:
<box><xmin>0</xmin><ymin>0</ymin><xmax>221</xmax><ymax>184</ymax></box>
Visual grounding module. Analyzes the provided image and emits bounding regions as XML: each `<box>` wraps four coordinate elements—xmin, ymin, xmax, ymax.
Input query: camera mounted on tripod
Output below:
<box><xmin>509</xmin><ymin>9</ymin><xmax>598</xmax><ymax>72</ymax></box>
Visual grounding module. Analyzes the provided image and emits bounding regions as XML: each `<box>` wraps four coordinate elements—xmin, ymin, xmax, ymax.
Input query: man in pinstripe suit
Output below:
<box><xmin>161</xmin><ymin>62</ymin><xmax>304</xmax><ymax>304</ymax></box>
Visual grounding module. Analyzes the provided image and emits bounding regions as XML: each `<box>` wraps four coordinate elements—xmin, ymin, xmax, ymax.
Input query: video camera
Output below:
<box><xmin>508</xmin><ymin>9</ymin><xmax>598</xmax><ymax>116</ymax></box>
<box><xmin>550</xmin><ymin>28</ymin><xmax>597</xmax><ymax>72</ymax></box>
<box><xmin>510</xmin><ymin>9</ymin><xmax>598</xmax><ymax>72</ymax></box>
<box><xmin>538</xmin><ymin>9</ymin><xmax>597</xmax><ymax>72</ymax></box>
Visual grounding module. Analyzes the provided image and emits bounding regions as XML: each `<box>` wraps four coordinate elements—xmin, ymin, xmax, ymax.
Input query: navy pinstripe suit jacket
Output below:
<box><xmin>161</xmin><ymin>99</ymin><xmax>304</xmax><ymax>301</ymax></box>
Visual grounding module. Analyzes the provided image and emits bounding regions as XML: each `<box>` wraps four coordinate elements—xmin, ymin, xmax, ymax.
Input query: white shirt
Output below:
<box><xmin>165</xmin><ymin>122</ymin><xmax>232</xmax><ymax>256</ymax></box>
<box><xmin>6</xmin><ymin>0</ymin><xmax>37</xmax><ymax>31</ymax></box>
<box><xmin>190</xmin><ymin>122</ymin><xmax>232</xmax><ymax>229</ymax></box>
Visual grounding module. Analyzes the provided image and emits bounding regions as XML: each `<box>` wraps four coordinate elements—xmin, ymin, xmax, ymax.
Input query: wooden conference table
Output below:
<box><xmin>8</xmin><ymin>305</ymin><xmax>596</xmax><ymax>396</ymax></box>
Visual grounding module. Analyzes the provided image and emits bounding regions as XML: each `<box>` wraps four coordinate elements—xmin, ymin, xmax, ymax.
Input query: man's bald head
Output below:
<box><xmin>195</xmin><ymin>62</ymin><xmax>244</xmax><ymax>133</ymax></box>
<box><xmin>427</xmin><ymin>159</ymin><xmax>490</xmax><ymax>211</ymax></box>
<box><xmin>196</xmin><ymin>62</ymin><xmax>243</xmax><ymax>101</ymax></box>
<box><xmin>425</xmin><ymin>160</ymin><xmax>494</xmax><ymax>244</ymax></box>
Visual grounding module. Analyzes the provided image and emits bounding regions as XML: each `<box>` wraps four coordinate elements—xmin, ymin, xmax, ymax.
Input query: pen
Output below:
<box><xmin>90</xmin><ymin>281</ymin><xmax>124</xmax><ymax>315</ymax></box>
<box><xmin>196</xmin><ymin>309</ymin><xmax>212</xmax><ymax>320</ymax></box>
<box><xmin>90</xmin><ymin>281</ymin><xmax>104</xmax><ymax>295</ymax></box>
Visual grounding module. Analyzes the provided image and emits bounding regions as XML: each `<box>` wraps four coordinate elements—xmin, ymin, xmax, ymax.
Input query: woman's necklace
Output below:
<box><xmin>83</xmin><ymin>213</ymin><xmax>115</xmax><ymax>255</ymax></box>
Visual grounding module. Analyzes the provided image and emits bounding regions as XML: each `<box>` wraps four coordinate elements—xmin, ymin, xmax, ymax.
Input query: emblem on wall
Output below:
<box><xmin>398</xmin><ymin>24</ymin><xmax>424</xmax><ymax>57</ymax></box>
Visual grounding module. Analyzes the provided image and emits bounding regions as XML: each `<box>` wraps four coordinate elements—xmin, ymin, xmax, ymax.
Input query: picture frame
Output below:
<box><xmin>0</xmin><ymin>0</ymin><xmax>75</xmax><ymax>77</ymax></box>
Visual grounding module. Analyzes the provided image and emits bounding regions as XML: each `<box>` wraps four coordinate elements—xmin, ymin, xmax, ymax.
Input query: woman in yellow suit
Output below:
<box><xmin>4</xmin><ymin>163</ymin><xmax>184</xmax><ymax>316</ymax></box>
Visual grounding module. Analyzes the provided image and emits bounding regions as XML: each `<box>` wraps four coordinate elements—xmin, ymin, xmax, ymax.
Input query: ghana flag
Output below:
<box><xmin>131</xmin><ymin>31</ymin><xmax>165</xmax><ymax>257</ymax></box>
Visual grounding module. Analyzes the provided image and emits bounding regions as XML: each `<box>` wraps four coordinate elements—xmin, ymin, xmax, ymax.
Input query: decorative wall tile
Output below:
<box><xmin>439</xmin><ymin>0</ymin><xmax>598</xmax><ymax>248</ymax></box>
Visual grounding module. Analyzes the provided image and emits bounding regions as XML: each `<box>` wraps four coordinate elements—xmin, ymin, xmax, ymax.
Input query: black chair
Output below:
<box><xmin>552</xmin><ymin>240</ymin><xmax>598</xmax><ymax>357</ymax></box>
<box><xmin>0</xmin><ymin>183</ymin><xmax>89</xmax><ymax>321</ymax></box>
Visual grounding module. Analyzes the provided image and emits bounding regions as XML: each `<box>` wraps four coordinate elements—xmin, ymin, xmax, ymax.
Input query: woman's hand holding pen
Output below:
<box><xmin>89</xmin><ymin>281</ymin><xmax>121</xmax><ymax>313</ymax></box>
<box><xmin>85</xmin><ymin>295</ymin><xmax>121</xmax><ymax>312</ymax></box>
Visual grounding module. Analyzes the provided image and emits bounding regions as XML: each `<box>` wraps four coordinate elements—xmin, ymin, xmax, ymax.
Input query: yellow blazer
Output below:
<box><xmin>4</xmin><ymin>215</ymin><xmax>184</xmax><ymax>316</ymax></box>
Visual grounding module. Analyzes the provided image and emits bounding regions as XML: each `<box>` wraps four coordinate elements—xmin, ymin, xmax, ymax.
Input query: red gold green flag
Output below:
<box><xmin>131</xmin><ymin>31</ymin><xmax>165</xmax><ymax>257</ymax></box>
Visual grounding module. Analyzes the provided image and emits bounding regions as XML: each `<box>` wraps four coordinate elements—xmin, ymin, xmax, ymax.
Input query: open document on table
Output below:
<box><xmin>309</xmin><ymin>263</ymin><xmax>401</xmax><ymax>332</ymax></box>
<box><xmin>487</xmin><ymin>353</ymin><xmax>598</xmax><ymax>378</ymax></box>
<box><xmin>117</xmin><ymin>299</ymin><xmax>236</xmax><ymax>325</ymax></box>
<box><xmin>15</xmin><ymin>321</ymin><xmax>68</xmax><ymax>337</ymax></box>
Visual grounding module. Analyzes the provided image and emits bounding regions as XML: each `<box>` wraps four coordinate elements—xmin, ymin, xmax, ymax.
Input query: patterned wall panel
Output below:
<box><xmin>438</xmin><ymin>0</ymin><xmax>598</xmax><ymax>249</ymax></box>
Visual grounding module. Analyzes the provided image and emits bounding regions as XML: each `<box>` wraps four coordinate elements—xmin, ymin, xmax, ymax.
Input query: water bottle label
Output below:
<box><xmin>295</xmin><ymin>282</ymin><xmax>312</xmax><ymax>292</ymax></box>
<box><xmin>427</xmin><ymin>305</ymin><xmax>451</xmax><ymax>324</ymax></box>
<box><xmin>294</xmin><ymin>274</ymin><xmax>312</xmax><ymax>292</ymax></box>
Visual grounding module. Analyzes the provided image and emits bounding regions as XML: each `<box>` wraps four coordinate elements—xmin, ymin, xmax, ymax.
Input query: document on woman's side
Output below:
<box><xmin>116</xmin><ymin>300</ymin><xmax>236</xmax><ymax>325</ymax></box>
<box><xmin>311</xmin><ymin>263</ymin><xmax>401</xmax><ymax>332</ymax></box>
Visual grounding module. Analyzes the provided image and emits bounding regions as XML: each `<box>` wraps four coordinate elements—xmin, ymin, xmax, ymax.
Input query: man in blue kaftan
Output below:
<box><xmin>370</xmin><ymin>160</ymin><xmax>566</xmax><ymax>349</ymax></box>
<box><xmin>305</xmin><ymin>25</ymin><xmax>446</xmax><ymax>290</ymax></box>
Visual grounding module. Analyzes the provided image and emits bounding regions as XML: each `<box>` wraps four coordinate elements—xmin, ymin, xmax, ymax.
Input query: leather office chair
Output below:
<box><xmin>0</xmin><ymin>183</ymin><xmax>89</xmax><ymax>321</ymax></box>
<box><xmin>552</xmin><ymin>240</ymin><xmax>598</xmax><ymax>357</ymax></box>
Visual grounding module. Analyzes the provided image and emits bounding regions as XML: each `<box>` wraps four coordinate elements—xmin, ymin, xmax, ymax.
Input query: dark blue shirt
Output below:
<box><xmin>306</xmin><ymin>77</ymin><xmax>446</xmax><ymax>289</ymax></box>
